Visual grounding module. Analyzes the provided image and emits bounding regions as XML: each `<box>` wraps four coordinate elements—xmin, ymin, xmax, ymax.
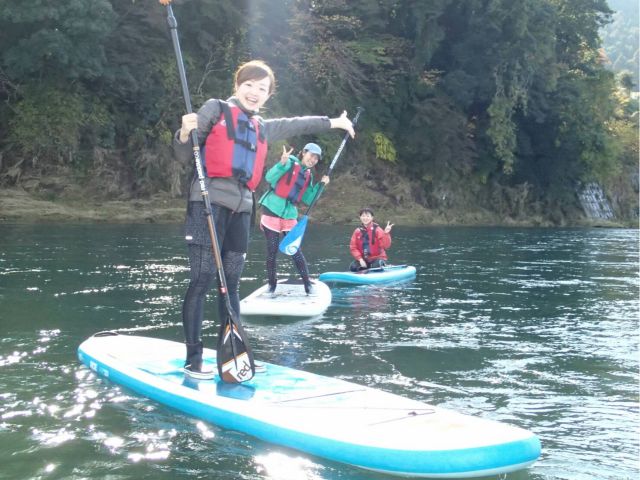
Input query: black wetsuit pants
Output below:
<box><xmin>182</xmin><ymin>204</ymin><xmax>249</xmax><ymax>367</ymax></box>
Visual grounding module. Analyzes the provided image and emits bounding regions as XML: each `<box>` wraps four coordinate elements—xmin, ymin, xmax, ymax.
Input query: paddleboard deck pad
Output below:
<box><xmin>319</xmin><ymin>265</ymin><xmax>417</xmax><ymax>285</ymax></box>
<box><xmin>78</xmin><ymin>333</ymin><xmax>541</xmax><ymax>478</ymax></box>
<box><xmin>240</xmin><ymin>278</ymin><xmax>331</xmax><ymax>317</ymax></box>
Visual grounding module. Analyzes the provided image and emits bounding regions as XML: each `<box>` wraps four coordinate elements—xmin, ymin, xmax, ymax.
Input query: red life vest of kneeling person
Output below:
<box><xmin>273</xmin><ymin>162</ymin><xmax>311</xmax><ymax>204</ymax></box>
<box><xmin>356</xmin><ymin>223</ymin><xmax>382</xmax><ymax>259</ymax></box>
<box><xmin>203</xmin><ymin>101</ymin><xmax>267</xmax><ymax>191</ymax></box>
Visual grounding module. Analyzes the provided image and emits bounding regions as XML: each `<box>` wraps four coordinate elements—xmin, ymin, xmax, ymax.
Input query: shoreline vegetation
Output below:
<box><xmin>0</xmin><ymin>185</ymin><xmax>629</xmax><ymax>229</ymax></box>
<box><xmin>1</xmin><ymin>2</ymin><xmax>637</xmax><ymax>231</ymax></box>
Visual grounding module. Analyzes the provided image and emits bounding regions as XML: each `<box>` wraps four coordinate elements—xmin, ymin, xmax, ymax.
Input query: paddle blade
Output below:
<box><xmin>279</xmin><ymin>216</ymin><xmax>308</xmax><ymax>255</ymax></box>
<box><xmin>216</xmin><ymin>313</ymin><xmax>255</xmax><ymax>383</ymax></box>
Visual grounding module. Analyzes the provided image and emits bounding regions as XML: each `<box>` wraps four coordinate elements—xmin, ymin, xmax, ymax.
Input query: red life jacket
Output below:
<box><xmin>203</xmin><ymin>101</ymin><xmax>267</xmax><ymax>191</ymax></box>
<box><xmin>273</xmin><ymin>161</ymin><xmax>311</xmax><ymax>204</ymax></box>
<box><xmin>356</xmin><ymin>223</ymin><xmax>381</xmax><ymax>258</ymax></box>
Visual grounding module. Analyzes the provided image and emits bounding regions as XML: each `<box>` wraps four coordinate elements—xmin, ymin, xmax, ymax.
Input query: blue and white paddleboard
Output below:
<box><xmin>240</xmin><ymin>278</ymin><xmax>331</xmax><ymax>317</ymax></box>
<box><xmin>78</xmin><ymin>333</ymin><xmax>541</xmax><ymax>478</ymax></box>
<box><xmin>319</xmin><ymin>265</ymin><xmax>417</xmax><ymax>285</ymax></box>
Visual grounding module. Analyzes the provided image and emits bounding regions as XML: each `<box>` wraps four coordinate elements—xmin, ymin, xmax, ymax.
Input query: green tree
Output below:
<box><xmin>0</xmin><ymin>0</ymin><xmax>634</xmax><ymax>223</ymax></box>
<box><xmin>515</xmin><ymin>0</ymin><xmax>617</xmax><ymax>194</ymax></box>
<box><xmin>0</xmin><ymin>0</ymin><xmax>115</xmax><ymax>82</ymax></box>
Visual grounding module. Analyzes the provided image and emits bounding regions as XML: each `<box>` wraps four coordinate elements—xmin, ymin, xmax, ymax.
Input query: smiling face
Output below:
<box><xmin>234</xmin><ymin>76</ymin><xmax>271</xmax><ymax>112</ymax></box>
<box><xmin>301</xmin><ymin>150</ymin><xmax>320</xmax><ymax>168</ymax></box>
<box><xmin>359</xmin><ymin>211</ymin><xmax>373</xmax><ymax>226</ymax></box>
<box><xmin>233</xmin><ymin>61</ymin><xmax>275</xmax><ymax>113</ymax></box>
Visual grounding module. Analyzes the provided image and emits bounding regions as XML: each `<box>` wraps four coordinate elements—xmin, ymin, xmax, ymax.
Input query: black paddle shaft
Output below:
<box><xmin>163</xmin><ymin>2</ymin><xmax>254</xmax><ymax>382</ymax></box>
<box><xmin>304</xmin><ymin>107</ymin><xmax>363</xmax><ymax>214</ymax></box>
<box><xmin>164</xmin><ymin>5</ymin><xmax>225</xmax><ymax>286</ymax></box>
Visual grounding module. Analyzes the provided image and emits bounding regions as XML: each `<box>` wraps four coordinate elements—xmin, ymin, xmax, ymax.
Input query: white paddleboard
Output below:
<box><xmin>240</xmin><ymin>278</ymin><xmax>331</xmax><ymax>317</ymax></box>
<box><xmin>78</xmin><ymin>333</ymin><xmax>541</xmax><ymax>478</ymax></box>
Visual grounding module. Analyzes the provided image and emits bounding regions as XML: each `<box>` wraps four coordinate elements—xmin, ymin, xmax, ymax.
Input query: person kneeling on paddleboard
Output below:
<box><xmin>349</xmin><ymin>208</ymin><xmax>393</xmax><ymax>272</ymax></box>
<box><xmin>259</xmin><ymin>143</ymin><xmax>328</xmax><ymax>294</ymax></box>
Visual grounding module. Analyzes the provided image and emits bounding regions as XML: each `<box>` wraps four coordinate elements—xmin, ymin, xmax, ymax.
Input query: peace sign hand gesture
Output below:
<box><xmin>280</xmin><ymin>145</ymin><xmax>294</xmax><ymax>165</ymax></box>
<box><xmin>384</xmin><ymin>221</ymin><xmax>394</xmax><ymax>233</ymax></box>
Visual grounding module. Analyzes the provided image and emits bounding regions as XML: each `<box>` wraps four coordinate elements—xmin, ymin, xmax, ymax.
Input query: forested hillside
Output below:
<box><xmin>0</xmin><ymin>0</ymin><xmax>637</xmax><ymax>225</ymax></box>
<box><xmin>601</xmin><ymin>0</ymin><xmax>639</xmax><ymax>87</ymax></box>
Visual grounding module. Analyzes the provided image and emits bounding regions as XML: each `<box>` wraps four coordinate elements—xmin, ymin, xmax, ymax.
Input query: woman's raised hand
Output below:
<box><xmin>329</xmin><ymin>111</ymin><xmax>355</xmax><ymax>138</ymax></box>
<box><xmin>280</xmin><ymin>145</ymin><xmax>294</xmax><ymax>165</ymax></box>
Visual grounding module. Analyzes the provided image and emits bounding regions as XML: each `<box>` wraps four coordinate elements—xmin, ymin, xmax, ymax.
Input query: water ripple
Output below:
<box><xmin>0</xmin><ymin>224</ymin><xmax>637</xmax><ymax>479</ymax></box>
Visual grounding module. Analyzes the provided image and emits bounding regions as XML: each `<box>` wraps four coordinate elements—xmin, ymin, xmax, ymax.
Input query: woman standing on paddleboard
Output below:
<box><xmin>258</xmin><ymin>143</ymin><xmax>328</xmax><ymax>295</ymax></box>
<box><xmin>173</xmin><ymin>60</ymin><xmax>354</xmax><ymax>379</ymax></box>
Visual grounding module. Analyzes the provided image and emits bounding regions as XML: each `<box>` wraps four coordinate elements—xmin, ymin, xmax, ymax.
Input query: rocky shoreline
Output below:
<box><xmin>0</xmin><ymin>186</ymin><xmax>628</xmax><ymax>228</ymax></box>
<box><xmin>0</xmin><ymin>188</ymin><xmax>185</xmax><ymax>223</ymax></box>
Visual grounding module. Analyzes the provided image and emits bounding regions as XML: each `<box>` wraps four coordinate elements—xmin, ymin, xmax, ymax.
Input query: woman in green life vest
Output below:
<box><xmin>259</xmin><ymin>143</ymin><xmax>329</xmax><ymax>294</ymax></box>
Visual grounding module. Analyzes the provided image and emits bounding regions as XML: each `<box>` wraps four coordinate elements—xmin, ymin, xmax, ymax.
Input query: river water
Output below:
<box><xmin>0</xmin><ymin>224</ymin><xmax>637</xmax><ymax>480</ymax></box>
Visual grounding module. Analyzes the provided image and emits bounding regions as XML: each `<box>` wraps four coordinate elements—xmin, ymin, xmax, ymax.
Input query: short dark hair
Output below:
<box><xmin>359</xmin><ymin>207</ymin><xmax>374</xmax><ymax>216</ymax></box>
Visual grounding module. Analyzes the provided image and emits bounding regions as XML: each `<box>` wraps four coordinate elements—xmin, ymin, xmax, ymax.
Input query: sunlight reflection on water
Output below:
<box><xmin>255</xmin><ymin>451</ymin><xmax>326</xmax><ymax>480</ymax></box>
<box><xmin>0</xmin><ymin>225</ymin><xmax>637</xmax><ymax>479</ymax></box>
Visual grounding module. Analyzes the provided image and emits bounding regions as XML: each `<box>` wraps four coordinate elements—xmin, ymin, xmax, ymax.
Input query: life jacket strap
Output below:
<box><xmin>218</xmin><ymin>100</ymin><xmax>236</xmax><ymax>141</ymax></box>
<box><xmin>359</xmin><ymin>224</ymin><xmax>378</xmax><ymax>258</ymax></box>
<box><xmin>234</xmin><ymin>139</ymin><xmax>258</xmax><ymax>152</ymax></box>
<box><xmin>218</xmin><ymin>100</ymin><xmax>265</xmax><ymax>144</ymax></box>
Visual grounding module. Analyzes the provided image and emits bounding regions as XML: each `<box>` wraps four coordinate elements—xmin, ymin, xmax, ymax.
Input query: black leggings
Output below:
<box><xmin>182</xmin><ymin>246</ymin><xmax>245</xmax><ymax>346</ymax></box>
<box><xmin>181</xmin><ymin>203</ymin><xmax>249</xmax><ymax>351</ymax></box>
<box><xmin>263</xmin><ymin>227</ymin><xmax>309</xmax><ymax>289</ymax></box>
